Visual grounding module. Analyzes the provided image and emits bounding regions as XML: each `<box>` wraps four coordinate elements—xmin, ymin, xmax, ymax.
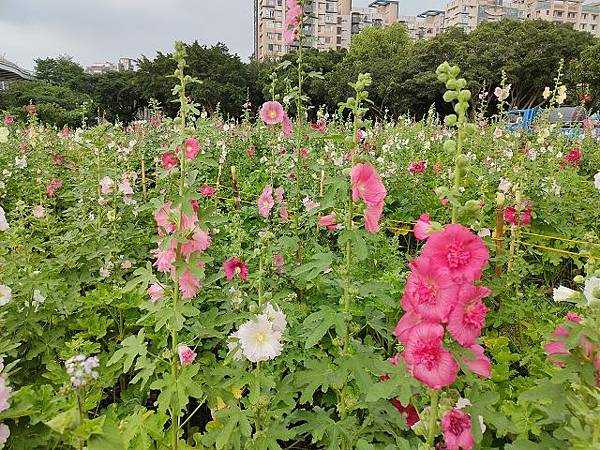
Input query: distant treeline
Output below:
<box><xmin>1</xmin><ymin>19</ymin><xmax>599</xmax><ymax>127</ymax></box>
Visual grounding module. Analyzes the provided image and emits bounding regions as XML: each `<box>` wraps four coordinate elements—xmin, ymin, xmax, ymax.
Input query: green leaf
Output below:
<box><xmin>107</xmin><ymin>329</ymin><xmax>147</xmax><ymax>373</ymax></box>
<box><xmin>301</xmin><ymin>306</ymin><xmax>347</xmax><ymax>349</ymax></box>
<box><xmin>294</xmin><ymin>358</ymin><xmax>335</xmax><ymax>403</ymax></box>
<box><xmin>290</xmin><ymin>252</ymin><xmax>334</xmax><ymax>282</ymax></box>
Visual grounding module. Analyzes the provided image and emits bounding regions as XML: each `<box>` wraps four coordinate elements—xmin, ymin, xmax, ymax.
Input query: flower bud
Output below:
<box><xmin>443</xmin><ymin>140</ymin><xmax>457</xmax><ymax>153</ymax></box>
<box><xmin>444</xmin><ymin>114</ymin><xmax>458</xmax><ymax>127</ymax></box>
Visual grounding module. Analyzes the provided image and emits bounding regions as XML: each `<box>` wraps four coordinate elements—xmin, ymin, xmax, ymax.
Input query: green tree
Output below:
<box><xmin>569</xmin><ymin>40</ymin><xmax>600</xmax><ymax>112</ymax></box>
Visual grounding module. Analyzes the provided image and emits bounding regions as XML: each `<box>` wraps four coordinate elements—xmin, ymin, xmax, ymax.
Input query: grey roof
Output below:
<box><xmin>0</xmin><ymin>57</ymin><xmax>34</xmax><ymax>82</ymax></box>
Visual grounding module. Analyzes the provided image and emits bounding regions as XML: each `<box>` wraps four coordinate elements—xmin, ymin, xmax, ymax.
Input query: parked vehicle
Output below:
<box><xmin>505</xmin><ymin>106</ymin><xmax>600</xmax><ymax>138</ymax></box>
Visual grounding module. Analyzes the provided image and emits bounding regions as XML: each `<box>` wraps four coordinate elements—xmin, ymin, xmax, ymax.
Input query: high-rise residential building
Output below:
<box><xmin>85</xmin><ymin>57</ymin><xmax>138</xmax><ymax>75</ymax></box>
<box><xmin>253</xmin><ymin>0</ymin><xmax>600</xmax><ymax>60</ymax></box>
<box><xmin>514</xmin><ymin>0</ymin><xmax>600</xmax><ymax>35</ymax></box>
<box><xmin>253</xmin><ymin>0</ymin><xmax>400</xmax><ymax>61</ymax></box>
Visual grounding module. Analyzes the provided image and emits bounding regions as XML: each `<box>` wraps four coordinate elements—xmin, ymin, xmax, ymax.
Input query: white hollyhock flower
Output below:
<box><xmin>0</xmin><ymin>422</ymin><xmax>9</xmax><ymax>446</ymax></box>
<box><xmin>227</xmin><ymin>331</ymin><xmax>244</xmax><ymax>361</ymax></box>
<box><xmin>584</xmin><ymin>277</ymin><xmax>600</xmax><ymax>305</ymax></box>
<box><xmin>14</xmin><ymin>155</ymin><xmax>27</xmax><ymax>169</ymax></box>
<box><xmin>261</xmin><ymin>303</ymin><xmax>287</xmax><ymax>333</ymax></box>
<box><xmin>498</xmin><ymin>178</ymin><xmax>511</xmax><ymax>193</ymax></box>
<box><xmin>0</xmin><ymin>285</ymin><xmax>11</xmax><ymax>306</ymax></box>
<box><xmin>0</xmin><ymin>207</ymin><xmax>8</xmax><ymax>232</ymax></box>
<box><xmin>594</xmin><ymin>172</ymin><xmax>600</xmax><ymax>190</ymax></box>
<box><xmin>553</xmin><ymin>286</ymin><xmax>578</xmax><ymax>302</ymax></box>
<box><xmin>236</xmin><ymin>316</ymin><xmax>283</xmax><ymax>363</ymax></box>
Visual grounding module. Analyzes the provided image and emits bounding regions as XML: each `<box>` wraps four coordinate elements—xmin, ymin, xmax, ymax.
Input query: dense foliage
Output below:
<box><xmin>0</xmin><ymin>29</ymin><xmax>600</xmax><ymax>450</ymax></box>
<box><xmin>1</xmin><ymin>19</ymin><xmax>599</xmax><ymax>128</ymax></box>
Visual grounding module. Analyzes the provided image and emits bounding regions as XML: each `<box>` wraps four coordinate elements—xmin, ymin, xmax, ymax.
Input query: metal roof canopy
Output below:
<box><xmin>417</xmin><ymin>9</ymin><xmax>444</xmax><ymax>18</ymax></box>
<box><xmin>0</xmin><ymin>58</ymin><xmax>34</xmax><ymax>82</ymax></box>
<box><xmin>368</xmin><ymin>0</ymin><xmax>398</xmax><ymax>7</ymax></box>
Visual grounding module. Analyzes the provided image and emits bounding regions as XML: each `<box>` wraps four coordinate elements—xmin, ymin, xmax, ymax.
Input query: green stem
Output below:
<box><xmin>451</xmin><ymin>126</ymin><xmax>463</xmax><ymax>225</ymax></box>
<box><xmin>293</xmin><ymin>2</ymin><xmax>305</xmax><ymax>263</ymax></box>
<box><xmin>426</xmin><ymin>390</ymin><xmax>439</xmax><ymax>448</ymax></box>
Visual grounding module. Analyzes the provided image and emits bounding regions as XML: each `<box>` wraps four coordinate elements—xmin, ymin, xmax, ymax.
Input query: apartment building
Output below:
<box><xmin>442</xmin><ymin>0</ymin><xmax>526</xmax><ymax>33</ymax></box>
<box><xmin>253</xmin><ymin>0</ymin><xmax>399</xmax><ymax>61</ymax></box>
<box><xmin>514</xmin><ymin>0</ymin><xmax>600</xmax><ymax>35</ymax></box>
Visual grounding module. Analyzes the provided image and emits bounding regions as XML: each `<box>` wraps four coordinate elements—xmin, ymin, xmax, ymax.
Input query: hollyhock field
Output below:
<box><xmin>0</xmin><ymin>43</ymin><xmax>600</xmax><ymax>450</ymax></box>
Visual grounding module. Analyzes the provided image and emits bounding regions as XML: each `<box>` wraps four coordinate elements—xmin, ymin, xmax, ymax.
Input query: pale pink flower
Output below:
<box><xmin>421</xmin><ymin>224</ymin><xmax>489</xmax><ymax>282</ymax></box>
<box><xmin>100</xmin><ymin>176</ymin><xmax>114</xmax><ymax>194</ymax></box>
<box><xmin>413</xmin><ymin>214</ymin><xmax>434</xmax><ymax>240</ymax></box>
<box><xmin>32</xmin><ymin>205</ymin><xmax>45</xmax><ymax>218</ymax></box>
<box><xmin>447</xmin><ymin>284</ymin><xmax>491</xmax><ymax>347</ymax></box>
<box><xmin>260</xmin><ymin>101</ymin><xmax>285</xmax><ymax>125</ymax></box>
<box><xmin>0</xmin><ymin>377</ymin><xmax>11</xmax><ymax>413</ymax></box>
<box><xmin>199</xmin><ymin>184</ymin><xmax>216</xmax><ymax>197</ymax></box>
<box><xmin>46</xmin><ymin>179</ymin><xmax>63</xmax><ymax>198</ymax></box>
<box><xmin>319</xmin><ymin>213</ymin><xmax>337</xmax><ymax>230</ymax></box>
<box><xmin>118</xmin><ymin>179</ymin><xmax>133</xmax><ymax>196</ymax></box>
<box><xmin>279</xmin><ymin>206</ymin><xmax>290</xmax><ymax>222</ymax></box>
<box><xmin>184</xmin><ymin>137</ymin><xmax>200</xmax><ymax>159</ymax></box>
<box><xmin>401</xmin><ymin>256</ymin><xmax>460</xmax><ymax>323</ymax></box>
<box><xmin>179</xmin><ymin>269</ymin><xmax>202</xmax><ymax>299</ymax></box>
<box><xmin>258</xmin><ymin>185</ymin><xmax>275</xmax><ymax>218</ymax></box>
<box><xmin>274</xmin><ymin>187</ymin><xmax>285</xmax><ymax>203</ymax></box>
<box><xmin>154</xmin><ymin>202</ymin><xmax>178</xmax><ymax>235</ymax></box>
<box><xmin>464</xmin><ymin>344</ymin><xmax>492</xmax><ymax>378</ymax></box>
<box><xmin>273</xmin><ymin>254</ymin><xmax>285</xmax><ymax>274</ymax></box>
<box><xmin>147</xmin><ymin>283</ymin><xmax>164</xmax><ymax>303</ymax></box>
<box><xmin>442</xmin><ymin>408</ymin><xmax>474</xmax><ymax>450</ymax></box>
<box><xmin>282</xmin><ymin>113</ymin><xmax>293</xmax><ymax>138</ymax></box>
<box><xmin>223</xmin><ymin>258</ymin><xmax>248</xmax><ymax>282</ymax></box>
<box><xmin>303</xmin><ymin>197</ymin><xmax>320</xmax><ymax>211</ymax></box>
<box><xmin>0</xmin><ymin>423</ymin><xmax>9</xmax><ymax>446</ymax></box>
<box><xmin>402</xmin><ymin>322</ymin><xmax>459</xmax><ymax>389</ymax></box>
<box><xmin>178</xmin><ymin>345</ymin><xmax>197</xmax><ymax>365</ymax></box>
<box><xmin>152</xmin><ymin>239</ymin><xmax>177</xmax><ymax>273</ymax></box>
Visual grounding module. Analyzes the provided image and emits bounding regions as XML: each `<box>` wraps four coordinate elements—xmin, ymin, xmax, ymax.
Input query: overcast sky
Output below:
<box><xmin>0</xmin><ymin>0</ymin><xmax>446</xmax><ymax>70</ymax></box>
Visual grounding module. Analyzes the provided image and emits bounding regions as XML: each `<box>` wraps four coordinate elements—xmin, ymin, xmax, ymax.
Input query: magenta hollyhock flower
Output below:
<box><xmin>464</xmin><ymin>344</ymin><xmax>492</xmax><ymax>378</ymax></box>
<box><xmin>413</xmin><ymin>213</ymin><xmax>434</xmax><ymax>240</ymax></box>
<box><xmin>179</xmin><ymin>269</ymin><xmax>202</xmax><ymax>299</ymax></box>
<box><xmin>223</xmin><ymin>257</ymin><xmax>248</xmax><ymax>282</ymax></box>
<box><xmin>408</xmin><ymin>160</ymin><xmax>427</xmax><ymax>175</ymax></box>
<box><xmin>421</xmin><ymin>224</ymin><xmax>489</xmax><ymax>283</ymax></box>
<box><xmin>162</xmin><ymin>152</ymin><xmax>178</xmax><ymax>169</ymax></box>
<box><xmin>561</xmin><ymin>148</ymin><xmax>582</xmax><ymax>169</ymax></box>
<box><xmin>282</xmin><ymin>113</ymin><xmax>293</xmax><ymax>138</ymax></box>
<box><xmin>402</xmin><ymin>323</ymin><xmax>459</xmax><ymax>389</ymax></box>
<box><xmin>178</xmin><ymin>345</ymin><xmax>197</xmax><ymax>365</ymax></box>
<box><xmin>147</xmin><ymin>283</ymin><xmax>164</xmax><ymax>303</ymax></box>
<box><xmin>3</xmin><ymin>115</ymin><xmax>14</xmax><ymax>125</ymax></box>
<box><xmin>260</xmin><ymin>101</ymin><xmax>285</xmax><ymax>125</ymax></box>
<box><xmin>447</xmin><ymin>284</ymin><xmax>490</xmax><ymax>347</ymax></box>
<box><xmin>258</xmin><ymin>184</ymin><xmax>275</xmax><ymax>218</ymax></box>
<box><xmin>350</xmin><ymin>162</ymin><xmax>387</xmax><ymax>207</ymax></box>
<box><xmin>199</xmin><ymin>184</ymin><xmax>216</xmax><ymax>198</ymax></box>
<box><xmin>442</xmin><ymin>408</ymin><xmax>474</xmax><ymax>450</ymax></box>
<box><xmin>184</xmin><ymin>137</ymin><xmax>200</xmax><ymax>160</ymax></box>
<box><xmin>401</xmin><ymin>256</ymin><xmax>460</xmax><ymax>323</ymax></box>
<box><xmin>319</xmin><ymin>213</ymin><xmax>337</xmax><ymax>230</ymax></box>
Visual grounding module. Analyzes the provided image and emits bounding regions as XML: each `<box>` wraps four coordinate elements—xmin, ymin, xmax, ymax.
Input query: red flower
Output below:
<box><xmin>162</xmin><ymin>152</ymin><xmax>178</xmax><ymax>170</ymax></box>
<box><xmin>223</xmin><ymin>257</ymin><xmax>248</xmax><ymax>282</ymax></box>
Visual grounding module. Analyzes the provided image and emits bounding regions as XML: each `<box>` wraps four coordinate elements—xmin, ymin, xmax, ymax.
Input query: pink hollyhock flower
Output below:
<box><xmin>442</xmin><ymin>408</ymin><xmax>475</xmax><ymax>450</ymax></box>
<box><xmin>53</xmin><ymin>154</ymin><xmax>63</xmax><ymax>166</ymax></box>
<box><xmin>118</xmin><ymin>179</ymin><xmax>133</xmax><ymax>196</ymax></box>
<box><xmin>300</xmin><ymin>148</ymin><xmax>309</xmax><ymax>158</ymax></box>
<box><xmin>248</xmin><ymin>145</ymin><xmax>255</xmax><ymax>158</ymax></box>
<box><xmin>154</xmin><ymin>202</ymin><xmax>178</xmax><ymax>235</ymax></box>
<box><xmin>3</xmin><ymin>115</ymin><xmax>14</xmax><ymax>125</ymax></box>
<box><xmin>350</xmin><ymin>162</ymin><xmax>387</xmax><ymax>207</ymax></box>
<box><xmin>181</xmin><ymin>228</ymin><xmax>212</xmax><ymax>260</ymax></box>
<box><xmin>273</xmin><ymin>254</ymin><xmax>285</xmax><ymax>274</ymax></box>
<box><xmin>178</xmin><ymin>345</ymin><xmax>197</xmax><ymax>365</ymax></box>
<box><xmin>62</xmin><ymin>127</ymin><xmax>70</xmax><ymax>137</ymax></box>
<box><xmin>402</xmin><ymin>323</ymin><xmax>459</xmax><ymax>389</ymax></box>
<box><xmin>413</xmin><ymin>213</ymin><xmax>434</xmax><ymax>240</ymax></box>
<box><xmin>464</xmin><ymin>344</ymin><xmax>492</xmax><ymax>378</ymax></box>
<box><xmin>162</xmin><ymin>152</ymin><xmax>178</xmax><ymax>169</ymax></box>
<box><xmin>544</xmin><ymin>313</ymin><xmax>585</xmax><ymax>365</ymax></box>
<box><xmin>402</xmin><ymin>256</ymin><xmax>460</xmax><ymax>323</ymax></box>
<box><xmin>319</xmin><ymin>213</ymin><xmax>337</xmax><ymax>230</ymax></box>
<box><xmin>421</xmin><ymin>224</ymin><xmax>489</xmax><ymax>282</ymax></box>
<box><xmin>408</xmin><ymin>160</ymin><xmax>427</xmax><ymax>175</ymax></box>
<box><xmin>393</xmin><ymin>310</ymin><xmax>426</xmax><ymax>345</ymax></box>
<box><xmin>441</xmin><ymin>198</ymin><xmax>449</xmax><ymax>206</ymax></box>
<box><xmin>147</xmin><ymin>283</ymin><xmax>164</xmax><ymax>303</ymax></box>
<box><xmin>282</xmin><ymin>113</ymin><xmax>293</xmax><ymax>138</ymax></box>
<box><xmin>447</xmin><ymin>284</ymin><xmax>491</xmax><ymax>347</ymax></box>
<box><xmin>258</xmin><ymin>185</ymin><xmax>275</xmax><ymax>218</ymax></box>
<box><xmin>260</xmin><ymin>101</ymin><xmax>285</xmax><ymax>125</ymax></box>
<box><xmin>100</xmin><ymin>176</ymin><xmax>114</xmax><ymax>194</ymax></box>
<box><xmin>504</xmin><ymin>205</ymin><xmax>532</xmax><ymax>226</ymax></box>
<box><xmin>184</xmin><ymin>137</ymin><xmax>200</xmax><ymax>160</ymax></box>
<box><xmin>283</xmin><ymin>0</ymin><xmax>301</xmax><ymax>44</ymax></box>
<box><xmin>279</xmin><ymin>206</ymin><xmax>290</xmax><ymax>222</ymax></box>
<box><xmin>200</xmin><ymin>184</ymin><xmax>216</xmax><ymax>198</ymax></box>
<box><xmin>274</xmin><ymin>187</ymin><xmax>285</xmax><ymax>203</ymax></box>
<box><xmin>179</xmin><ymin>269</ymin><xmax>202</xmax><ymax>299</ymax></box>
<box><xmin>46</xmin><ymin>179</ymin><xmax>63</xmax><ymax>198</ymax></box>
<box><xmin>364</xmin><ymin>202</ymin><xmax>384</xmax><ymax>234</ymax></box>
<box><xmin>223</xmin><ymin>257</ymin><xmax>248</xmax><ymax>282</ymax></box>
<box><xmin>303</xmin><ymin>197</ymin><xmax>320</xmax><ymax>211</ymax></box>
<box><xmin>152</xmin><ymin>239</ymin><xmax>177</xmax><ymax>273</ymax></box>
